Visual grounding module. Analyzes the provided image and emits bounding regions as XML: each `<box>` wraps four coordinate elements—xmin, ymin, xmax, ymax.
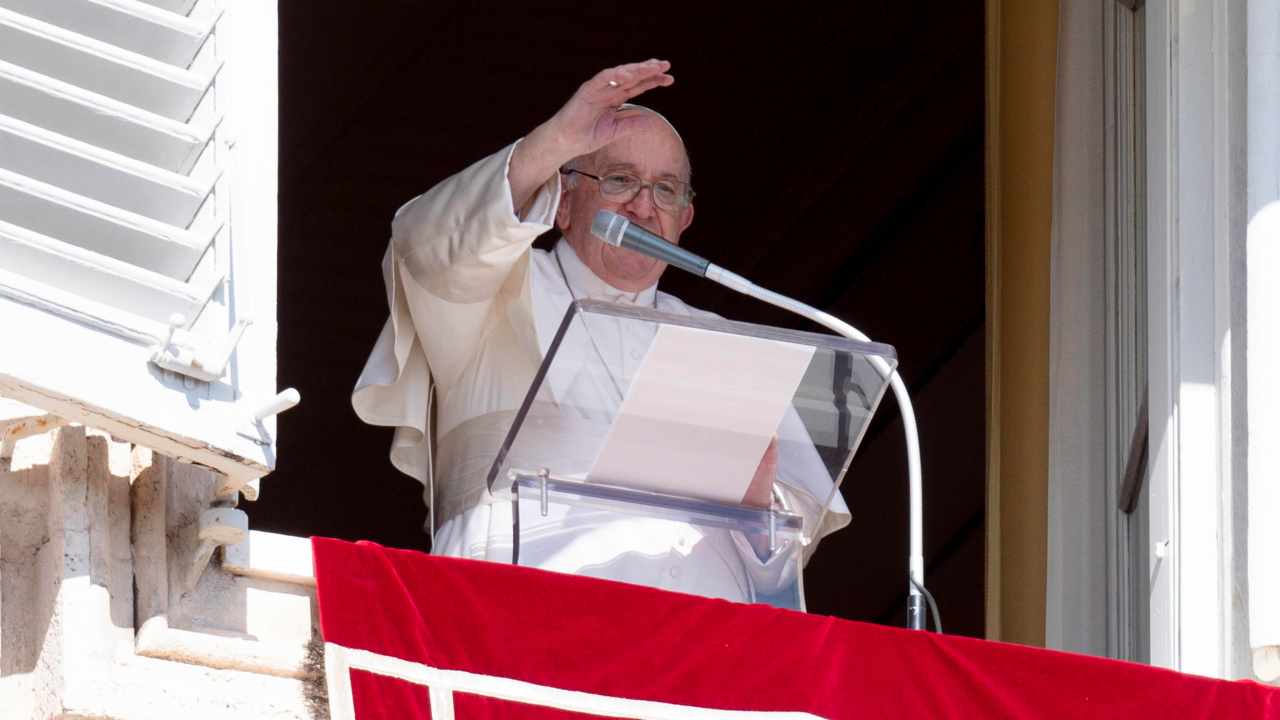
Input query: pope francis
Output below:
<box><xmin>352</xmin><ymin>60</ymin><xmax>849</xmax><ymax>603</ymax></box>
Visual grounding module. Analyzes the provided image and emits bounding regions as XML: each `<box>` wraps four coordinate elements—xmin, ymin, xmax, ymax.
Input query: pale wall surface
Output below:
<box><xmin>0</xmin><ymin>419</ymin><xmax>321</xmax><ymax>719</ymax></box>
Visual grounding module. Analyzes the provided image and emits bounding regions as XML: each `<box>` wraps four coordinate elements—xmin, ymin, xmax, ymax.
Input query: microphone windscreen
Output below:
<box><xmin>591</xmin><ymin>210</ymin><xmax>629</xmax><ymax>247</ymax></box>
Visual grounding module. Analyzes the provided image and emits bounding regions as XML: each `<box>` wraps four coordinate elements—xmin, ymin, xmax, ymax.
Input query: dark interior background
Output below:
<box><xmin>261</xmin><ymin>2</ymin><xmax>987</xmax><ymax>637</ymax></box>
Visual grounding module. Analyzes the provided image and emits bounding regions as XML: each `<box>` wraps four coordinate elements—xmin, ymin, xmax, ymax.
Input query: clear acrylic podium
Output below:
<box><xmin>485</xmin><ymin>300</ymin><xmax>897</xmax><ymax>610</ymax></box>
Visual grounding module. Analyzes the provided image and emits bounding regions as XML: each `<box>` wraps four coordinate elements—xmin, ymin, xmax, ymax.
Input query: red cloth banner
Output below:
<box><xmin>313</xmin><ymin>537</ymin><xmax>1279</xmax><ymax>719</ymax></box>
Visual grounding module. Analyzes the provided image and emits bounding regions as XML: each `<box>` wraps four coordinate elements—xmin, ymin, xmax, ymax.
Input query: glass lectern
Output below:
<box><xmin>486</xmin><ymin>300</ymin><xmax>897</xmax><ymax>610</ymax></box>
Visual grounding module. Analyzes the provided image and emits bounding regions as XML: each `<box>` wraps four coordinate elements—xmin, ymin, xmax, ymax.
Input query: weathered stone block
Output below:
<box><xmin>0</xmin><ymin>424</ymin><xmax>319</xmax><ymax>719</ymax></box>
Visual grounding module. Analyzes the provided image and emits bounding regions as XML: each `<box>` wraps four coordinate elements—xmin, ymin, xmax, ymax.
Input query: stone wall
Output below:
<box><xmin>0</xmin><ymin>417</ymin><xmax>319</xmax><ymax>719</ymax></box>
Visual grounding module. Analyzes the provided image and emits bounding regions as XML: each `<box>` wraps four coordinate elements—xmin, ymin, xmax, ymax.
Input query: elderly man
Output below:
<box><xmin>353</xmin><ymin>60</ymin><xmax>848</xmax><ymax>603</ymax></box>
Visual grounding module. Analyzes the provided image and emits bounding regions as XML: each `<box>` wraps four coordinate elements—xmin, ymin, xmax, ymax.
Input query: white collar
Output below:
<box><xmin>554</xmin><ymin>239</ymin><xmax>658</xmax><ymax>307</ymax></box>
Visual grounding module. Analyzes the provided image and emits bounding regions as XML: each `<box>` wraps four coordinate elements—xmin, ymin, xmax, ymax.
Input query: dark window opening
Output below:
<box><xmin>264</xmin><ymin>2</ymin><xmax>987</xmax><ymax>637</ymax></box>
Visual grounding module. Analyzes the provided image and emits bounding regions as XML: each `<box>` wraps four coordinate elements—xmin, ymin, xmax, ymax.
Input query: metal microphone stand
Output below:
<box><xmin>704</xmin><ymin>265</ymin><xmax>929</xmax><ymax>631</ymax></box>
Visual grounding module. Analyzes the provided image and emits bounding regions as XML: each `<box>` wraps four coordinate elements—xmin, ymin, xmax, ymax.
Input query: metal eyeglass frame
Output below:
<box><xmin>559</xmin><ymin>168</ymin><xmax>695</xmax><ymax>211</ymax></box>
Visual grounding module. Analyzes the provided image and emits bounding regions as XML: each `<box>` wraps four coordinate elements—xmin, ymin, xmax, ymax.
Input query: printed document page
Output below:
<box><xmin>588</xmin><ymin>324</ymin><xmax>816</xmax><ymax>504</ymax></box>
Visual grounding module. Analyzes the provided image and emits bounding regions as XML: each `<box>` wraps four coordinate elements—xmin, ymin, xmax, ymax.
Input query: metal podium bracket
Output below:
<box><xmin>503</xmin><ymin>469</ymin><xmax>803</xmax><ymax>535</ymax></box>
<box><xmin>769</xmin><ymin>507</ymin><xmax>777</xmax><ymax>554</ymax></box>
<box><xmin>537</xmin><ymin>467</ymin><xmax>549</xmax><ymax>517</ymax></box>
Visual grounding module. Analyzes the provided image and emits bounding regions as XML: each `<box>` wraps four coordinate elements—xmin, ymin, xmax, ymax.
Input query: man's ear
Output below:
<box><xmin>555</xmin><ymin>182</ymin><xmax>573</xmax><ymax>231</ymax></box>
<box><xmin>678</xmin><ymin>201</ymin><xmax>695</xmax><ymax>235</ymax></box>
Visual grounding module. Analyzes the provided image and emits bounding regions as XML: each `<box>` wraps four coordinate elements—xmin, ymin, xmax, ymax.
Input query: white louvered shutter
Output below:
<box><xmin>0</xmin><ymin>0</ymin><xmax>280</xmax><ymax>493</ymax></box>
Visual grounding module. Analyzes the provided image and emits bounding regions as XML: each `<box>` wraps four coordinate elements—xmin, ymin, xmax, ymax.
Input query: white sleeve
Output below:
<box><xmin>392</xmin><ymin>139</ymin><xmax>560</xmax><ymax>387</ymax></box>
<box><xmin>351</xmin><ymin>140</ymin><xmax>561</xmax><ymax>486</ymax></box>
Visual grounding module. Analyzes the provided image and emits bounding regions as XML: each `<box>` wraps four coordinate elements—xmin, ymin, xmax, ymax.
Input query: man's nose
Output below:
<box><xmin>622</xmin><ymin>184</ymin><xmax>657</xmax><ymax>222</ymax></box>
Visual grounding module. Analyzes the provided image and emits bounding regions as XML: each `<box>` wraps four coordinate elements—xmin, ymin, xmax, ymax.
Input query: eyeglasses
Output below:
<box><xmin>560</xmin><ymin>169</ymin><xmax>695</xmax><ymax>212</ymax></box>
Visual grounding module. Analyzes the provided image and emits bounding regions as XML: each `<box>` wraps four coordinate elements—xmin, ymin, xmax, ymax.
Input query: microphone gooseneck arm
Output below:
<box><xmin>706</xmin><ymin>265</ymin><xmax>927</xmax><ymax>631</ymax></box>
<box><xmin>591</xmin><ymin>209</ymin><xmax>928</xmax><ymax>631</ymax></box>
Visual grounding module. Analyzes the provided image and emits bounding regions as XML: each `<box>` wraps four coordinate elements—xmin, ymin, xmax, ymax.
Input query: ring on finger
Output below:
<box><xmin>607</xmin><ymin>80</ymin><xmax>619</xmax><ymax>88</ymax></box>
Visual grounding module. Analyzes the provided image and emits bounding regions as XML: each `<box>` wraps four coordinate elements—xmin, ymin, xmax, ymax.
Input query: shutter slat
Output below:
<box><xmin>0</xmin><ymin>0</ymin><xmax>215</xmax><ymax>68</ymax></box>
<box><xmin>135</xmin><ymin>0</ymin><xmax>199</xmax><ymax>18</ymax></box>
<box><xmin>0</xmin><ymin>6</ymin><xmax>215</xmax><ymax>121</ymax></box>
<box><xmin>0</xmin><ymin>60</ymin><xmax>212</xmax><ymax>173</ymax></box>
<box><xmin>0</xmin><ymin>218</ymin><xmax>212</xmax><ymax>325</ymax></box>
<box><xmin>0</xmin><ymin>113</ymin><xmax>214</xmax><ymax>227</ymax></box>
<box><xmin>0</xmin><ymin>167</ymin><xmax>212</xmax><ymax>279</ymax></box>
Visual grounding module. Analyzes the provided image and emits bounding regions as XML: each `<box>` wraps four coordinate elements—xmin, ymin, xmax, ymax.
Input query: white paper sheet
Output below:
<box><xmin>587</xmin><ymin>324</ymin><xmax>816</xmax><ymax>504</ymax></box>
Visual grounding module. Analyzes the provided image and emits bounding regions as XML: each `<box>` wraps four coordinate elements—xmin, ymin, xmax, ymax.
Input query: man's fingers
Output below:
<box><xmin>599</xmin><ymin>74</ymin><xmax>673</xmax><ymax>111</ymax></box>
<box><xmin>593</xmin><ymin>59</ymin><xmax>671</xmax><ymax>96</ymax></box>
<box><xmin>619</xmin><ymin>74</ymin><xmax>674</xmax><ymax>101</ymax></box>
<box><xmin>599</xmin><ymin>58</ymin><xmax>669</xmax><ymax>82</ymax></box>
<box><xmin>577</xmin><ymin>60</ymin><xmax>672</xmax><ymax>109</ymax></box>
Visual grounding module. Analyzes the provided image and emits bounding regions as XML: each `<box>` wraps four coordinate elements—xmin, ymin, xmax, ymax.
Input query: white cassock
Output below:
<box><xmin>352</xmin><ymin>140</ymin><xmax>851</xmax><ymax>603</ymax></box>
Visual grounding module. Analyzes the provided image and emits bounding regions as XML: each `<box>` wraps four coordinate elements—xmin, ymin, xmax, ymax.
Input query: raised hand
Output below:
<box><xmin>509</xmin><ymin>60</ymin><xmax>675</xmax><ymax>212</ymax></box>
<box><xmin>543</xmin><ymin>59</ymin><xmax>675</xmax><ymax>160</ymax></box>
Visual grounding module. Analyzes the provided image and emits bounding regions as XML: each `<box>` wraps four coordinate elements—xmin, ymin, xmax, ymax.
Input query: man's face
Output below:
<box><xmin>557</xmin><ymin>113</ymin><xmax>694</xmax><ymax>293</ymax></box>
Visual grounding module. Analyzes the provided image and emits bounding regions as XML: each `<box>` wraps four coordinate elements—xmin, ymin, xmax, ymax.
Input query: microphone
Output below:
<box><xmin>590</xmin><ymin>210</ymin><xmax>710</xmax><ymax>277</ymax></box>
